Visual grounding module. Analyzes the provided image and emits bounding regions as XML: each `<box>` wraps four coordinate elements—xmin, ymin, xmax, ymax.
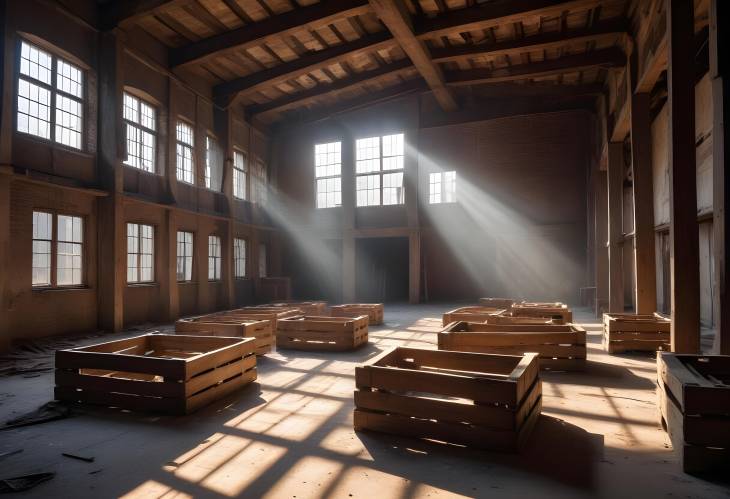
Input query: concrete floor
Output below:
<box><xmin>1</xmin><ymin>304</ymin><xmax>729</xmax><ymax>499</ymax></box>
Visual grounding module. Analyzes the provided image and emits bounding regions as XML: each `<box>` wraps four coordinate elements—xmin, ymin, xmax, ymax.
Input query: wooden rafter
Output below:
<box><xmin>443</xmin><ymin>47</ymin><xmax>625</xmax><ymax>86</ymax></box>
<box><xmin>100</xmin><ymin>0</ymin><xmax>184</xmax><ymax>30</ymax></box>
<box><xmin>169</xmin><ymin>0</ymin><xmax>372</xmax><ymax>67</ymax></box>
<box><xmin>368</xmin><ymin>0</ymin><xmax>458</xmax><ymax>111</ymax></box>
<box><xmin>214</xmin><ymin>31</ymin><xmax>395</xmax><ymax>99</ymax></box>
<box><xmin>429</xmin><ymin>18</ymin><xmax>628</xmax><ymax>63</ymax></box>
<box><xmin>248</xmin><ymin>59</ymin><xmax>415</xmax><ymax>117</ymax></box>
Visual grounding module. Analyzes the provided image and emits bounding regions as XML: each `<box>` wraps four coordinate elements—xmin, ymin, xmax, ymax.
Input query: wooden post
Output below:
<box><xmin>710</xmin><ymin>0</ymin><xmax>730</xmax><ymax>354</ymax></box>
<box><xmin>667</xmin><ymin>0</ymin><xmax>700</xmax><ymax>353</ymax></box>
<box><xmin>97</xmin><ymin>32</ymin><xmax>124</xmax><ymax>332</ymax></box>
<box><xmin>595</xmin><ymin>169</ymin><xmax>609</xmax><ymax>316</ymax></box>
<box><xmin>607</xmin><ymin>142</ymin><xmax>625</xmax><ymax>313</ymax></box>
<box><xmin>630</xmin><ymin>92</ymin><xmax>658</xmax><ymax>314</ymax></box>
<box><xmin>341</xmin><ymin>122</ymin><xmax>356</xmax><ymax>302</ymax></box>
<box><xmin>409</xmin><ymin>230</ymin><xmax>420</xmax><ymax>304</ymax></box>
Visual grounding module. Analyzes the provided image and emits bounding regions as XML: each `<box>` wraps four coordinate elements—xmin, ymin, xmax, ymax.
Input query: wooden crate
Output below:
<box><xmin>509</xmin><ymin>302</ymin><xmax>572</xmax><ymax>324</ymax></box>
<box><xmin>266</xmin><ymin>301</ymin><xmax>328</xmax><ymax>316</ymax></box>
<box><xmin>330</xmin><ymin>303</ymin><xmax>384</xmax><ymax>325</ymax></box>
<box><xmin>55</xmin><ymin>334</ymin><xmax>257</xmax><ymax>414</ymax></box>
<box><xmin>478</xmin><ymin>297</ymin><xmax>515</xmax><ymax>309</ymax></box>
<box><xmin>277</xmin><ymin>315</ymin><xmax>369</xmax><ymax>351</ymax></box>
<box><xmin>354</xmin><ymin>347</ymin><xmax>542</xmax><ymax>451</ymax></box>
<box><xmin>175</xmin><ymin>318</ymin><xmax>273</xmax><ymax>356</ymax></box>
<box><xmin>441</xmin><ymin>306</ymin><xmax>506</xmax><ymax>327</ymax></box>
<box><xmin>603</xmin><ymin>313</ymin><xmax>671</xmax><ymax>353</ymax></box>
<box><xmin>657</xmin><ymin>352</ymin><xmax>730</xmax><ymax>474</ymax></box>
<box><xmin>210</xmin><ymin>307</ymin><xmax>302</xmax><ymax>330</ymax></box>
<box><xmin>438</xmin><ymin>322</ymin><xmax>586</xmax><ymax>371</ymax></box>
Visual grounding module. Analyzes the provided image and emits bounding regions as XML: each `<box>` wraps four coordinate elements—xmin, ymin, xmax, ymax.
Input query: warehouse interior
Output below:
<box><xmin>0</xmin><ymin>0</ymin><xmax>728</xmax><ymax>497</ymax></box>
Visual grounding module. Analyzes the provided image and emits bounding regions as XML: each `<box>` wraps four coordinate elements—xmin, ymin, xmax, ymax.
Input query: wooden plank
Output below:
<box><xmin>55</xmin><ymin>385</ymin><xmax>185</xmax><ymax>414</ymax></box>
<box><xmin>659</xmin><ymin>353</ymin><xmax>730</xmax><ymax>415</ymax></box>
<box><xmin>368</xmin><ymin>0</ymin><xmax>457</xmax><ymax>112</ymax></box>
<box><xmin>667</xmin><ymin>0</ymin><xmax>701</xmax><ymax>353</ymax></box>
<box><xmin>185</xmin><ymin>368</ymin><xmax>258</xmax><ymax>413</ymax></box>
<box><xmin>185</xmin><ymin>355</ymin><xmax>256</xmax><ymax>397</ymax></box>
<box><xmin>55</xmin><ymin>350</ymin><xmax>187</xmax><ymax>380</ymax></box>
<box><xmin>170</xmin><ymin>0</ymin><xmax>372</xmax><ymax>67</ymax></box>
<box><xmin>55</xmin><ymin>369</ymin><xmax>184</xmax><ymax>398</ymax></box>
<box><xmin>394</xmin><ymin>346</ymin><xmax>523</xmax><ymax>374</ymax></box>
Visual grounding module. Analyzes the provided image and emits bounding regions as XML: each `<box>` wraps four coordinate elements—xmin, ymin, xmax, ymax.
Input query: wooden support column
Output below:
<box><xmin>667</xmin><ymin>0</ymin><xmax>700</xmax><ymax>353</ymax></box>
<box><xmin>607</xmin><ymin>142</ymin><xmax>624</xmax><ymax>313</ymax></box>
<box><xmin>97</xmin><ymin>32</ymin><xmax>125</xmax><ymax>332</ymax></box>
<box><xmin>405</xmin><ymin>128</ymin><xmax>420</xmax><ymax>304</ymax></box>
<box><xmin>595</xmin><ymin>169</ymin><xmax>609</xmax><ymax>316</ymax></box>
<box><xmin>341</xmin><ymin>124</ymin><xmax>356</xmax><ymax>302</ymax></box>
<box><xmin>164</xmin><ymin>209</ymin><xmax>179</xmax><ymax>321</ymax></box>
<box><xmin>0</xmin><ymin>175</ymin><xmax>10</xmax><ymax>351</ymax></box>
<box><xmin>630</xmin><ymin>92</ymin><xmax>658</xmax><ymax>314</ymax></box>
<box><xmin>710</xmin><ymin>0</ymin><xmax>730</xmax><ymax>354</ymax></box>
<box><xmin>216</xmin><ymin>106</ymin><xmax>234</xmax><ymax>309</ymax></box>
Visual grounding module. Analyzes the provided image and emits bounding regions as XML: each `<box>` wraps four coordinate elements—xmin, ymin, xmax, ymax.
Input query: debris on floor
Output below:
<box><xmin>0</xmin><ymin>472</ymin><xmax>55</xmax><ymax>493</ymax></box>
<box><xmin>2</xmin><ymin>401</ymin><xmax>71</xmax><ymax>430</ymax></box>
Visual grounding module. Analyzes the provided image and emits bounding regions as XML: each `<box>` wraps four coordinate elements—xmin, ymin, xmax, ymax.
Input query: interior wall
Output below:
<box><xmin>419</xmin><ymin>111</ymin><xmax>590</xmax><ymax>304</ymax></box>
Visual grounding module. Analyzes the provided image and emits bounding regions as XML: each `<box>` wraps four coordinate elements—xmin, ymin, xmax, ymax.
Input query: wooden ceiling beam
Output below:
<box><xmin>248</xmin><ymin>59</ymin><xmax>415</xmax><ymax>117</ymax></box>
<box><xmin>273</xmin><ymin>79</ymin><xmax>428</xmax><ymax>129</ymax></box>
<box><xmin>169</xmin><ymin>0</ymin><xmax>372</xmax><ymax>68</ymax></box>
<box><xmin>443</xmin><ymin>47</ymin><xmax>625</xmax><ymax>86</ymax></box>
<box><xmin>430</xmin><ymin>17</ymin><xmax>628</xmax><ymax>63</ymax></box>
<box><xmin>414</xmin><ymin>0</ymin><xmax>603</xmax><ymax>40</ymax></box>
<box><xmin>214</xmin><ymin>31</ymin><xmax>396</xmax><ymax>99</ymax></box>
<box><xmin>100</xmin><ymin>0</ymin><xmax>187</xmax><ymax>30</ymax></box>
<box><xmin>368</xmin><ymin>0</ymin><xmax>458</xmax><ymax>111</ymax></box>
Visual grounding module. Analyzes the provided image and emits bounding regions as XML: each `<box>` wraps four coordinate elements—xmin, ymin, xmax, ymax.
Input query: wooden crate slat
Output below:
<box><xmin>184</xmin><ymin>355</ymin><xmax>256</xmax><ymax>397</ymax></box>
<box><xmin>55</xmin><ymin>350</ymin><xmax>187</xmax><ymax>380</ymax></box>
<box><xmin>603</xmin><ymin>313</ymin><xmax>671</xmax><ymax>353</ymax></box>
<box><xmin>175</xmin><ymin>319</ymin><xmax>273</xmax><ymax>356</ymax></box>
<box><xmin>478</xmin><ymin>298</ymin><xmax>515</xmax><ymax>309</ymax></box>
<box><xmin>184</xmin><ymin>338</ymin><xmax>253</xmax><ymax>379</ymax></box>
<box><xmin>55</xmin><ymin>369</ymin><xmax>184</xmax><ymax>398</ymax></box>
<box><xmin>354</xmin><ymin>394</ymin><xmax>541</xmax><ymax>452</ymax></box>
<box><xmin>442</xmin><ymin>306</ymin><xmax>506</xmax><ymax>326</ymax></box>
<box><xmin>394</xmin><ymin>346</ymin><xmax>525</xmax><ymax>375</ymax></box>
<box><xmin>330</xmin><ymin>304</ymin><xmax>384</xmax><ymax>325</ymax></box>
<box><xmin>185</xmin><ymin>368</ymin><xmax>258</xmax><ymax>413</ymax></box>
<box><xmin>55</xmin><ymin>385</ymin><xmax>185</xmax><ymax>413</ymax></box>
<box><xmin>659</xmin><ymin>353</ymin><xmax>730</xmax><ymax>415</ymax></box>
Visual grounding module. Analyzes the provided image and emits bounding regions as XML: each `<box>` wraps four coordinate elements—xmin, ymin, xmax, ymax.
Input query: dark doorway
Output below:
<box><xmin>356</xmin><ymin>237</ymin><xmax>409</xmax><ymax>303</ymax></box>
<box><xmin>286</xmin><ymin>238</ymin><xmax>342</xmax><ymax>303</ymax></box>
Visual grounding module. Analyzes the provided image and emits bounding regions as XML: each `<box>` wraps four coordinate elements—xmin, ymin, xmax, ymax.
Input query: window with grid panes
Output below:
<box><xmin>176</xmin><ymin>231</ymin><xmax>193</xmax><ymax>281</ymax></box>
<box><xmin>429</xmin><ymin>171</ymin><xmax>456</xmax><ymax>204</ymax></box>
<box><xmin>233</xmin><ymin>150</ymin><xmax>247</xmax><ymax>200</ymax></box>
<box><xmin>208</xmin><ymin>235</ymin><xmax>221</xmax><ymax>280</ymax></box>
<box><xmin>314</xmin><ymin>141</ymin><xmax>341</xmax><ymax>208</ymax></box>
<box><xmin>355</xmin><ymin>133</ymin><xmax>404</xmax><ymax>206</ymax></box>
<box><xmin>175</xmin><ymin>121</ymin><xmax>194</xmax><ymax>184</ymax></box>
<box><xmin>32</xmin><ymin>211</ymin><xmax>84</xmax><ymax>287</ymax></box>
<box><xmin>127</xmin><ymin>223</ymin><xmax>154</xmax><ymax>283</ymax></box>
<box><xmin>17</xmin><ymin>40</ymin><xmax>84</xmax><ymax>149</ymax></box>
<box><xmin>233</xmin><ymin>238</ymin><xmax>247</xmax><ymax>278</ymax></box>
<box><xmin>122</xmin><ymin>93</ymin><xmax>156</xmax><ymax>172</ymax></box>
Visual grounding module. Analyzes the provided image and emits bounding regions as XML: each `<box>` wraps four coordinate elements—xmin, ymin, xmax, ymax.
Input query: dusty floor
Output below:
<box><xmin>1</xmin><ymin>304</ymin><xmax>729</xmax><ymax>499</ymax></box>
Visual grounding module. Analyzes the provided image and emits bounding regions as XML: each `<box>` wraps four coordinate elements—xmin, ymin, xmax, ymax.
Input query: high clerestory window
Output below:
<box><xmin>176</xmin><ymin>231</ymin><xmax>193</xmax><ymax>282</ymax></box>
<box><xmin>175</xmin><ymin>121</ymin><xmax>194</xmax><ymax>184</ymax></box>
<box><xmin>17</xmin><ymin>40</ymin><xmax>84</xmax><ymax>150</ymax></box>
<box><xmin>208</xmin><ymin>235</ymin><xmax>221</xmax><ymax>281</ymax></box>
<box><xmin>429</xmin><ymin>171</ymin><xmax>456</xmax><ymax>204</ymax></box>
<box><xmin>356</xmin><ymin>133</ymin><xmax>404</xmax><ymax>206</ymax></box>
<box><xmin>233</xmin><ymin>238</ymin><xmax>247</xmax><ymax>278</ymax></box>
<box><xmin>315</xmin><ymin>141</ymin><xmax>341</xmax><ymax>209</ymax></box>
<box><xmin>233</xmin><ymin>150</ymin><xmax>247</xmax><ymax>200</ymax></box>
<box><xmin>122</xmin><ymin>92</ymin><xmax>156</xmax><ymax>173</ymax></box>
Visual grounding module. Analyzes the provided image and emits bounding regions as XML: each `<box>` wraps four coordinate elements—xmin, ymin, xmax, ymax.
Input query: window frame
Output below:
<box><xmin>175</xmin><ymin>120</ymin><xmax>195</xmax><ymax>185</ymax></box>
<box><xmin>122</xmin><ymin>91</ymin><xmax>157</xmax><ymax>173</ymax></box>
<box><xmin>31</xmin><ymin>209</ymin><xmax>86</xmax><ymax>289</ymax></box>
<box><xmin>355</xmin><ymin>133</ymin><xmax>405</xmax><ymax>207</ymax></box>
<box><xmin>314</xmin><ymin>141</ymin><xmax>342</xmax><ymax>209</ymax></box>
<box><xmin>176</xmin><ymin>230</ymin><xmax>194</xmax><ymax>282</ymax></box>
<box><xmin>233</xmin><ymin>149</ymin><xmax>247</xmax><ymax>201</ymax></box>
<box><xmin>126</xmin><ymin>222</ymin><xmax>155</xmax><ymax>284</ymax></box>
<box><xmin>429</xmin><ymin>170</ymin><xmax>457</xmax><ymax>205</ymax></box>
<box><xmin>208</xmin><ymin>234</ymin><xmax>222</xmax><ymax>281</ymax></box>
<box><xmin>15</xmin><ymin>39</ymin><xmax>86</xmax><ymax>151</ymax></box>
<box><xmin>233</xmin><ymin>237</ymin><xmax>247</xmax><ymax>279</ymax></box>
